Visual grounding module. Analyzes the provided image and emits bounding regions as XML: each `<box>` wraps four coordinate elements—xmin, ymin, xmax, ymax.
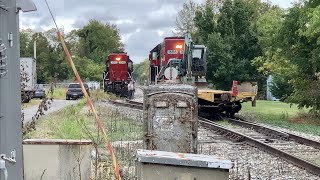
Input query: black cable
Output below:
<box><xmin>44</xmin><ymin>0</ymin><xmax>59</xmax><ymax>30</ymax></box>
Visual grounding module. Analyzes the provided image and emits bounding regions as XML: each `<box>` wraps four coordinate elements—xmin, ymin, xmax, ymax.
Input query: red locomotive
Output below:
<box><xmin>103</xmin><ymin>52</ymin><xmax>133</xmax><ymax>96</ymax></box>
<box><xmin>149</xmin><ymin>35</ymin><xmax>206</xmax><ymax>84</ymax></box>
<box><xmin>149</xmin><ymin>37</ymin><xmax>185</xmax><ymax>83</ymax></box>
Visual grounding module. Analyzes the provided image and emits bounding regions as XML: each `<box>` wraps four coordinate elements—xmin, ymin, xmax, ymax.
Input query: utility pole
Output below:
<box><xmin>0</xmin><ymin>0</ymin><xmax>36</xmax><ymax>179</ymax></box>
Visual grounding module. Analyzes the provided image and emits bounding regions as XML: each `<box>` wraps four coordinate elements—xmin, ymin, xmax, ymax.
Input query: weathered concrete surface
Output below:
<box><xmin>143</xmin><ymin>84</ymin><xmax>198</xmax><ymax>153</ymax></box>
<box><xmin>136</xmin><ymin>149</ymin><xmax>231</xmax><ymax>180</ymax></box>
<box><xmin>23</xmin><ymin>139</ymin><xmax>92</xmax><ymax>180</ymax></box>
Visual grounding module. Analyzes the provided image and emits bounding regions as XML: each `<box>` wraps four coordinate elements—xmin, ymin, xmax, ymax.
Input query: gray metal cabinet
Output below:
<box><xmin>143</xmin><ymin>84</ymin><xmax>198</xmax><ymax>153</ymax></box>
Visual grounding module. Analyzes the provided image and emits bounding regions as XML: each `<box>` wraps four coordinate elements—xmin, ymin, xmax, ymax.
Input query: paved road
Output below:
<box><xmin>22</xmin><ymin>99</ymin><xmax>78</xmax><ymax>125</ymax></box>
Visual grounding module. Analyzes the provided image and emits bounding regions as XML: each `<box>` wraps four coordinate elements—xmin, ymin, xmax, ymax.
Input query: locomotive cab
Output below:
<box><xmin>103</xmin><ymin>52</ymin><xmax>133</xmax><ymax>97</ymax></box>
<box><xmin>149</xmin><ymin>37</ymin><xmax>185</xmax><ymax>84</ymax></box>
<box><xmin>192</xmin><ymin>45</ymin><xmax>206</xmax><ymax>77</ymax></box>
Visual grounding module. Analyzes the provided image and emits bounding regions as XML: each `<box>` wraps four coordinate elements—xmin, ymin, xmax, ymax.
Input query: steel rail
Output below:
<box><xmin>199</xmin><ymin>117</ymin><xmax>320</xmax><ymax>176</ymax></box>
<box><xmin>109</xmin><ymin>100</ymin><xmax>143</xmax><ymax>110</ymax></box>
<box><xmin>226</xmin><ymin>118</ymin><xmax>320</xmax><ymax>150</ymax></box>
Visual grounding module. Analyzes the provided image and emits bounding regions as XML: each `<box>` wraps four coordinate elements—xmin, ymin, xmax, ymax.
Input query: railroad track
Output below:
<box><xmin>109</xmin><ymin>99</ymin><xmax>143</xmax><ymax>110</ymax></box>
<box><xmin>109</xmin><ymin>99</ymin><xmax>320</xmax><ymax>176</ymax></box>
<box><xmin>199</xmin><ymin>118</ymin><xmax>320</xmax><ymax>176</ymax></box>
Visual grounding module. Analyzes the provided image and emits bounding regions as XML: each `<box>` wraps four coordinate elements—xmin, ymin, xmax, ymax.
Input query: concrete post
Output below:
<box><xmin>0</xmin><ymin>0</ymin><xmax>24</xmax><ymax>179</ymax></box>
<box><xmin>0</xmin><ymin>0</ymin><xmax>36</xmax><ymax>179</ymax></box>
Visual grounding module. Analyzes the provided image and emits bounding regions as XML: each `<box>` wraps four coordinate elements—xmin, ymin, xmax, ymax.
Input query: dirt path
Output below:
<box><xmin>22</xmin><ymin>99</ymin><xmax>78</xmax><ymax>125</ymax></box>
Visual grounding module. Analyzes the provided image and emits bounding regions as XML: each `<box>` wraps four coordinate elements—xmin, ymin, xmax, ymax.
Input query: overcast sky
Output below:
<box><xmin>20</xmin><ymin>0</ymin><xmax>297</xmax><ymax>63</ymax></box>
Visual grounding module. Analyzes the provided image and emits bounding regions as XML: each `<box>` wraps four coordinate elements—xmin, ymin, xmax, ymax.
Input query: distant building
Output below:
<box><xmin>266</xmin><ymin>75</ymin><xmax>279</xmax><ymax>101</ymax></box>
<box><xmin>86</xmin><ymin>81</ymin><xmax>100</xmax><ymax>90</ymax></box>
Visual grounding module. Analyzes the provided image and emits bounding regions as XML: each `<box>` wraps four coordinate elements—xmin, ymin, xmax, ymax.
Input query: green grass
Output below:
<box><xmin>24</xmin><ymin>99</ymin><xmax>87</xmax><ymax>139</ymax></box>
<box><xmin>21</xmin><ymin>99</ymin><xmax>42</xmax><ymax>109</ymax></box>
<box><xmin>240</xmin><ymin>100</ymin><xmax>320</xmax><ymax>135</ymax></box>
<box><xmin>24</xmin><ymin>90</ymin><xmax>143</xmax><ymax>179</ymax></box>
<box><xmin>242</xmin><ymin>101</ymin><xmax>301</xmax><ymax>117</ymax></box>
<box><xmin>24</xmin><ymin>94</ymin><xmax>143</xmax><ymax>142</ymax></box>
<box><xmin>51</xmin><ymin>87</ymin><xmax>66</xmax><ymax>100</ymax></box>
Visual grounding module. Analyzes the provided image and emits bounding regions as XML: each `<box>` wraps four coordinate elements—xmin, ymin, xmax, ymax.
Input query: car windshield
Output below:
<box><xmin>68</xmin><ymin>83</ymin><xmax>89</xmax><ymax>88</ymax></box>
<box><xmin>35</xmin><ymin>84</ymin><xmax>44</xmax><ymax>90</ymax></box>
<box><xmin>69</xmin><ymin>84</ymin><xmax>81</xmax><ymax>88</ymax></box>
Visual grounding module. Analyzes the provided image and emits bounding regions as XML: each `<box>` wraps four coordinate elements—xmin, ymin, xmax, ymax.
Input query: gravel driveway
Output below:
<box><xmin>22</xmin><ymin>99</ymin><xmax>78</xmax><ymax>125</ymax></box>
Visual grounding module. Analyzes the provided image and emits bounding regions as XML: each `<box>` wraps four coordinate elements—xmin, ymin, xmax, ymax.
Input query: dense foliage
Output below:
<box><xmin>20</xmin><ymin>20</ymin><xmax>123</xmax><ymax>83</ymax></box>
<box><xmin>133</xmin><ymin>59</ymin><xmax>149</xmax><ymax>85</ymax></box>
<box><xmin>175</xmin><ymin>0</ymin><xmax>320</xmax><ymax>111</ymax></box>
<box><xmin>193</xmin><ymin>0</ymin><xmax>267</xmax><ymax>91</ymax></box>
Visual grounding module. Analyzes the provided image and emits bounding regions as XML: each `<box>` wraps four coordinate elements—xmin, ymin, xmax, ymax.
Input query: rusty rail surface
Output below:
<box><xmin>226</xmin><ymin>118</ymin><xmax>320</xmax><ymax>150</ymax></box>
<box><xmin>109</xmin><ymin>100</ymin><xmax>143</xmax><ymax>110</ymax></box>
<box><xmin>199</xmin><ymin>117</ymin><xmax>320</xmax><ymax>176</ymax></box>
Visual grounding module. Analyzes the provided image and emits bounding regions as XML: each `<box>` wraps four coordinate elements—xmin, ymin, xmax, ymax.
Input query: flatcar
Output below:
<box><xmin>103</xmin><ymin>52</ymin><xmax>133</xmax><ymax>96</ymax></box>
<box><xmin>148</xmin><ymin>34</ymin><xmax>257</xmax><ymax>117</ymax></box>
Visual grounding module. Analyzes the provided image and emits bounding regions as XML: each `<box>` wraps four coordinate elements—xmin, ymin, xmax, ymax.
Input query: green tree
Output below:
<box><xmin>20</xmin><ymin>20</ymin><xmax>126</xmax><ymax>83</ymax></box>
<box><xmin>277</xmin><ymin>1</ymin><xmax>320</xmax><ymax>111</ymax></box>
<box><xmin>174</xmin><ymin>0</ymin><xmax>198</xmax><ymax>36</ymax></box>
<box><xmin>194</xmin><ymin>4</ymin><xmax>216</xmax><ymax>44</ymax></box>
<box><xmin>206</xmin><ymin>33</ymin><xmax>235</xmax><ymax>89</ymax></box>
<box><xmin>195</xmin><ymin>0</ymin><xmax>266</xmax><ymax>90</ymax></box>
<box><xmin>133</xmin><ymin>59</ymin><xmax>149</xmax><ymax>84</ymax></box>
<box><xmin>270</xmin><ymin>75</ymin><xmax>294</xmax><ymax>101</ymax></box>
<box><xmin>27</xmin><ymin>32</ymin><xmax>50</xmax><ymax>83</ymax></box>
<box><xmin>20</xmin><ymin>29</ymin><xmax>34</xmax><ymax>57</ymax></box>
<box><xmin>253</xmin><ymin>0</ymin><xmax>320</xmax><ymax>110</ymax></box>
<box><xmin>77</xmin><ymin>20</ymin><xmax>124</xmax><ymax>63</ymax></box>
<box><xmin>253</xmin><ymin>7</ymin><xmax>295</xmax><ymax>100</ymax></box>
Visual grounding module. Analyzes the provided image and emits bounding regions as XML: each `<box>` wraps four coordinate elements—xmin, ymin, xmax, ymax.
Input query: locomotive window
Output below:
<box><xmin>177</xmin><ymin>101</ymin><xmax>188</xmax><ymax>108</ymax></box>
<box><xmin>193</xmin><ymin>49</ymin><xmax>203</xmax><ymax>59</ymax></box>
<box><xmin>154</xmin><ymin>101</ymin><xmax>168</xmax><ymax>108</ymax></box>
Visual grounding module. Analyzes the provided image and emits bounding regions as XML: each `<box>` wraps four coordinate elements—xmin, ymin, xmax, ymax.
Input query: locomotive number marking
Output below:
<box><xmin>110</xmin><ymin>61</ymin><xmax>118</xmax><ymax>64</ymax></box>
<box><xmin>118</xmin><ymin>61</ymin><xmax>126</xmax><ymax>64</ymax></box>
<box><xmin>167</xmin><ymin>50</ymin><xmax>178</xmax><ymax>54</ymax></box>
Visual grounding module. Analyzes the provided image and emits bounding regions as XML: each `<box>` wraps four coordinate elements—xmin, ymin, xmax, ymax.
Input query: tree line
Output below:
<box><xmin>171</xmin><ymin>0</ymin><xmax>320</xmax><ymax>112</ymax></box>
<box><xmin>20</xmin><ymin>20</ymin><xmax>123</xmax><ymax>83</ymax></box>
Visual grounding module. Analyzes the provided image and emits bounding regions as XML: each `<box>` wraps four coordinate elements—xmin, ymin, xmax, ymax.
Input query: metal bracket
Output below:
<box><xmin>8</xmin><ymin>33</ymin><xmax>13</xmax><ymax>47</ymax></box>
<box><xmin>0</xmin><ymin>150</ymin><xmax>17</xmax><ymax>165</ymax></box>
<box><xmin>16</xmin><ymin>0</ymin><xmax>37</xmax><ymax>12</ymax></box>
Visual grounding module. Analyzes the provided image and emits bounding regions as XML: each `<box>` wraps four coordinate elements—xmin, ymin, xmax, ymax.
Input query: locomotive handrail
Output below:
<box><xmin>103</xmin><ymin>72</ymin><xmax>109</xmax><ymax>80</ymax></box>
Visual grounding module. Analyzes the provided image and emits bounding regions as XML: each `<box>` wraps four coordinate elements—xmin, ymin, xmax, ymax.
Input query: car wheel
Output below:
<box><xmin>66</xmin><ymin>96</ymin><xmax>70</xmax><ymax>100</ymax></box>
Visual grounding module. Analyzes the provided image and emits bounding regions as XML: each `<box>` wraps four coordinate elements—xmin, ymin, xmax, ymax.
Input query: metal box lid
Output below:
<box><xmin>136</xmin><ymin>149</ymin><xmax>233</xmax><ymax>170</ymax></box>
<box><xmin>143</xmin><ymin>84</ymin><xmax>197</xmax><ymax>95</ymax></box>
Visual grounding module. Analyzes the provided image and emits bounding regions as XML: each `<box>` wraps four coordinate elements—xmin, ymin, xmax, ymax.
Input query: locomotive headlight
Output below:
<box><xmin>176</xmin><ymin>45</ymin><xmax>183</xmax><ymax>49</ymax></box>
<box><xmin>116</xmin><ymin>57</ymin><xmax>121</xmax><ymax>61</ymax></box>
